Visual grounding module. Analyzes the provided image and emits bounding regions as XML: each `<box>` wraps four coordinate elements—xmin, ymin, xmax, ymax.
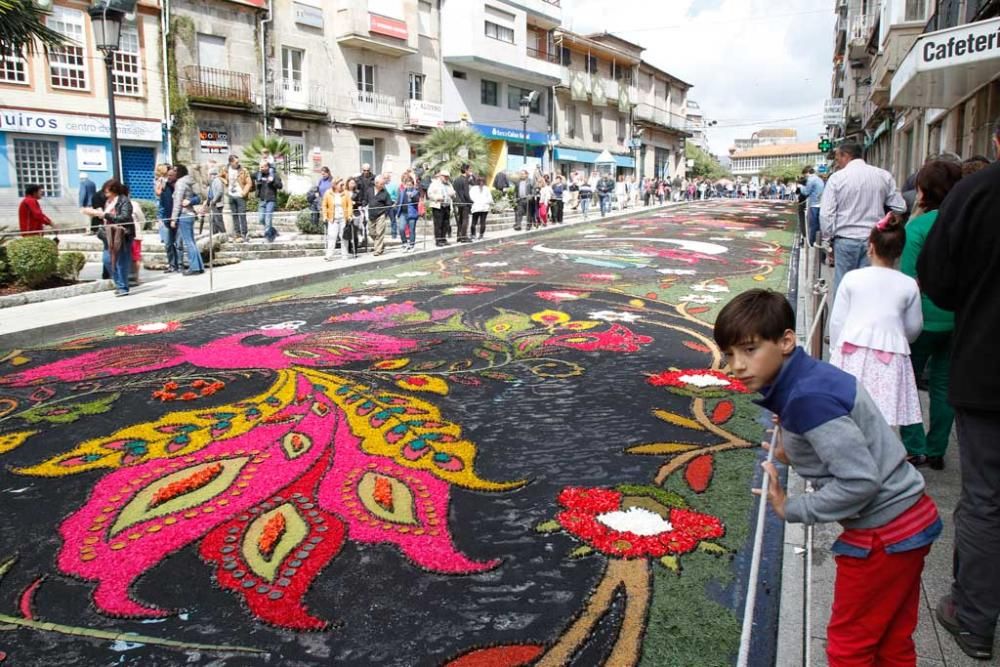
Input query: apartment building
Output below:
<box><xmin>633</xmin><ymin>59</ymin><xmax>691</xmax><ymax>180</ymax></box>
<box><xmin>835</xmin><ymin>0</ymin><xmax>1000</xmax><ymax>183</ymax></box>
<box><xmin>685</xmin><ymin>99</ymin><xmax>709</xmax><ymax>150</ymax></box>
<box><xmin>0</xmin><ymin>0</ymin><xmax>168</xmax><ymax>206</ymax></box>
<box><xmin>170</xmin><ymin>0</ymin><xmax>262</xmax><ymax>168</ymax></box>
<box><xmin>439</xmin><ymin>0</ymin><xmax>562</xmax><ymax>178</ymax></box>
<box><xmin>268</xmin><ymin>0</ymin><xmax>443</xmax><ymax>179</ymax></box>
<box><xmin>733</xmin><ymin>129</ymin><xmax>798</xmax><ymax>152</ymax></box>
<box><xmin>828</xmin><ymin>0</ymin><xmax>879</xmax><ymax>145</ymax></box>
<box><xmin>550</xmin><ymin>30</ymin><xmax>640</xmax><ymax>176</ymax></box>
<box><xmin>729</xmin><ymin>142</ymin><xmax>827</xmax><ymax>178</ymax></box>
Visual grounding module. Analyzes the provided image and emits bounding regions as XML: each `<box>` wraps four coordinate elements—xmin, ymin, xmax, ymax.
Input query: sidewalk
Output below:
<box><xmin>0</xmin><ymin>203</ymin><xmax>670</xmax><ymax>349</ymax></box>
<box><xmin>777</xmin><ymin>249</ymin><xmax>998</xmax><ymax>666</ymax></box>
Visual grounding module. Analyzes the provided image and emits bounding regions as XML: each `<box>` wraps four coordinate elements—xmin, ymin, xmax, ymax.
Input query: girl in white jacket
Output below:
<box><xmin>469</xmin><ymin>176</ymin><xmax>492</xmax><ymax>240</ymax></box>
<box><xmin>829</xmin><ymin>215</ymin><xmax>923</xmax><ymax>426</ymax></box>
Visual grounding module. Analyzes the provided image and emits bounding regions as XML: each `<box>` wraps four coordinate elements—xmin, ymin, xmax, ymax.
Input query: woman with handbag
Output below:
<box><xmin>90</xmin><ymin>179</ymin><xmax>135</xmax><ymax>297</ymax></box>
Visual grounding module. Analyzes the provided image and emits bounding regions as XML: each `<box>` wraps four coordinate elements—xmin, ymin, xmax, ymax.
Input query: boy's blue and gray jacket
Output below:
<box><xmin>755</xmin><ymin>347</ymin><xmax>926</xmax><ymax>530</ymax></box>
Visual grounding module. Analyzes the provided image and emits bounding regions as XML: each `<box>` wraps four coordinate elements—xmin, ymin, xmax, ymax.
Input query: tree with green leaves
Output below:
<box><xmin>760</xmin><ymin>161</ymin><xmax>809</xmax><ymax>183</ymax></box>
<box><xmin>418</xmin><ymin>126</ymin><xmax>490</xmax><ymax>177</ymax></box>
<box><xmin>685</xmin><ymin>142</ymin><xmax>731</xmax><ymax>180</ymax></box>
<box><xmin>242</xmin><ymin>135</ymin><xmax>293</xmax><ymax>172</ymax></box>
<box><xmin>0</xmin><ymin>0</ymin><xmax>65</xmax><ymax>56</ymax></box>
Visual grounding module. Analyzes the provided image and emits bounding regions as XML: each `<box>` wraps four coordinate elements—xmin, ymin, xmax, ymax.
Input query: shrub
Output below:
<box><xmin>0</xmin><ymin>246</ymin><xmax>11</xmax><ymax>286</ymax></box>
<box><xmin>136</xmin><ymin>199</ymin><xmax>159</xmax><ymax>230</ymax></box>
<box><xmin>6</xmin><ymin>237</ymin><xmax>59</xmax><ymax>288</ymax></box>
<box><xmin>57</xmin><ymin>252</ymin><xmax>87</xmax><ymax>281</ymax></box>
<box><xmin>296</xmin><ymin>209</ymin><xmax>323</xmax><ymax>234</ymax></box>
<box><xmin>283</xmin><ymin>194</ymin><xmax>309</xmax><ymax>211</ymax></box>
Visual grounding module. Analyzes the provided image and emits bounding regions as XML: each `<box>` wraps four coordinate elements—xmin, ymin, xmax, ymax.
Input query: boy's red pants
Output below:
<box><xmin>827</xmin><ymin>534</ymin><xmax>930</xmax><ymax>666</ymax></box>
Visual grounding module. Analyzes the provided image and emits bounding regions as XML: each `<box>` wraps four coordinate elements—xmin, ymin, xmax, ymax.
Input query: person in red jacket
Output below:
<box><xmin>17</xmin><ymin>184</ymin><xmax>53</xmax><ymax>235</ymax></box>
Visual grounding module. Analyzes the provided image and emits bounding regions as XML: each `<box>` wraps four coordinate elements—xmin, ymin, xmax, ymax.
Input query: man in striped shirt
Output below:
<box><xmin>820</xmin><ymin>143</ymin><xmax>906</xmax><ymax>297</ymax></box>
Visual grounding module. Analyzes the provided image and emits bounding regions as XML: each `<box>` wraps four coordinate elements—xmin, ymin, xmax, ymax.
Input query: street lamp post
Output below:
<box><xmin>88</xmin><ymin>2</ymin><xmax>129</xmax><ymax>181</ymax></box>
<box><xmin>519</xmin><ymin>97</ymin><xmax>530</xmax><ymax>172</ymax></box>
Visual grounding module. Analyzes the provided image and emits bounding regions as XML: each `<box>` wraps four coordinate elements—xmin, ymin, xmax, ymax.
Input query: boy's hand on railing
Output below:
<box><xmin>754</xmin><ymin>461</ymin><xmax>787</xmax><ymax>519</ymax></box>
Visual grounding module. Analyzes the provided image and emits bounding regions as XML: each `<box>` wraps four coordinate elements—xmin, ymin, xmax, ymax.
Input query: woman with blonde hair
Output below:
<box><xmin>321</xmin><ymin>177</ymin><xmax>352</xmax><ymax>261</ymax></box>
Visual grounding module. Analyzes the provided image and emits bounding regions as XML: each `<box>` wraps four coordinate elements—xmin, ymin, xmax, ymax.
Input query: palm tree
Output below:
<box><xmin>0</xmin><ymin>0</ymin><xmax>65</xmax><ymax>56</ymax></box>
<box><xmin>242</xmin><ymin>135</ymin><xmax>293</xmax><ymax>172</ymax></box>
<box><xmin>418</xmin><ymin>126</ymin><xmax>490</xmax><ymax>178</ymax></box>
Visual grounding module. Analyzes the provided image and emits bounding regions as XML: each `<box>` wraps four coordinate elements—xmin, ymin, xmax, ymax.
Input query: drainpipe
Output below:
<box><xmin>161</xmin><ymin>0</ymin><xmax>173</xmax><ymax>160</ymax></box>
<box><xmin>260</xmin><ymin>0</ymin><xmax>273</xmax><ymax>139</ymax></box>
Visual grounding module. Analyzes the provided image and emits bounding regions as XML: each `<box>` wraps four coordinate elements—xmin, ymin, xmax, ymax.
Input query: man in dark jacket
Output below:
<box><xmin>452</xmin><ymin>162</ymin><xmax>472</xmax><ymax>242</ymax></box>
<box><xmin>254</xmin><ymin>161</ymin><xmax>282</xmax><ymax>242</ymax></box>
<box><xmin>596</xmin><ymin>173</ymin><xmax>615</xmax><ymax>217</ymax></box>
<box><xmin>917</xmin><ymin>126</ymin><xmax>1000</xmax><ymax>661</ymax></box>
<box><xmin>369</xmin><ymin>175</ymin><xmax>393</xmax><ymax>256</ymax></box>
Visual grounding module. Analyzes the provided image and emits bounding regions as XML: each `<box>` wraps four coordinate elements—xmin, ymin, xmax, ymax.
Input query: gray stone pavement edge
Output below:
<box><xmin>0</xmin><ymin>203</ymin><xmax>673</xmax><ymax>349</ymax></box>
<box><xmin>775</xmin><ymin>245</ymin><xmax>999</xmax><ymax>666</ymax></box>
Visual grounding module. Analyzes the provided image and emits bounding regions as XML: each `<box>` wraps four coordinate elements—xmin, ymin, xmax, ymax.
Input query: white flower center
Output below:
<box><xmin>596</xmin><ymin>507</ymin><xmax>673</xmax><ymax>536</ymax></box>
<box><xmin>678</xmin><ymin>373</ymin><xmax>730</xmax><ymax>388</ymax></box>
<box><xmin>137</xmin><ymin>323</ymin><xmax>167</xmax><ymax>332</ymax></box>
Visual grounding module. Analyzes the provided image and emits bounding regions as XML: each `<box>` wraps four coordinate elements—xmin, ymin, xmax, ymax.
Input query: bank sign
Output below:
<box><xmin>471</xmin><ymin>123</ymin><xmax>549</xmax><ymax>145</ymax></box>
<box><xmin>0</xmin><ymin>108</ymin><xmax>163</xmax><ymax>142</ymax></box>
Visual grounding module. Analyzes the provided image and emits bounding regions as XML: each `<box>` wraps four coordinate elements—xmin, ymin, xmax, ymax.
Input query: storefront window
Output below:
<box><xmin>14</xmin><ymin>138</ymin><xmax>62</xmax><ymax>198</ymax></box>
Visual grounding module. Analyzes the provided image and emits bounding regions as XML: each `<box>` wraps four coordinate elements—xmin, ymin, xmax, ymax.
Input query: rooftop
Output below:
<box><xmin>730</xmin><ymin>141</ymin><xmax>824</xmax><ymax>159</ymax></box>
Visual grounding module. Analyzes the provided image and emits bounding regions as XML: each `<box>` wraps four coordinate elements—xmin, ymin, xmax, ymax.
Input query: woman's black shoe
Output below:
<box><xmin>928</xmin><ymin>456</ymin><xmax>945</xmax><ymax>470</ymax></box>
<box><xmin>907</xmin><ymin>454</ymin><xmax>928</xmax><ymax>467</ymax></box>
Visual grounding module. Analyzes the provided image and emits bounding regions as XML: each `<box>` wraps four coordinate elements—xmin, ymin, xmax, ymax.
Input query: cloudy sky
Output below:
<box><xmin>565</xmin><ymin>0</ymin><xmax>836</xmax><ymax>156</ymax></box>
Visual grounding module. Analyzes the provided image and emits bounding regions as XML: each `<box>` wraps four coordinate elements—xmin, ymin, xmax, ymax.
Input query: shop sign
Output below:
<box><xmin>0</xmin><ymin>108</ymin><xmax>162</xmax><ymax>142</ymax></box>
<box><xmin>199</xmin><ymin>129</ymin><xmax>230</xmax><ymax>154</ymax></box>
<box><xmin>370</xmin><ymin>14</ymin><xmax>407</xmax><ymax>40</ymax></box>
<box><xmin>294</xmin><ymin>2</ymin><xmax>323</xmax><ymax>29</ymax></box>
<box><xmin>76</xmin><ymin>144</ymin><xmax>108</xmax><ymax>171</ymax></box>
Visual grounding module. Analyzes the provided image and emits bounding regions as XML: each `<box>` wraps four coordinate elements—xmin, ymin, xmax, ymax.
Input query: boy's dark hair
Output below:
<box><xmin>713</xmin><ymin>289</ymin><xmax>795</xmax><ymax>350</ymax></box>
<box><xmin>24</xmin><ymin>184</ymin><xmax>42</xmax><ymax>197</ymax></box>
<box><xmin>868</xmin><ymin>215</ymin><xmax>906</xmax><ymax>261</ymax></box>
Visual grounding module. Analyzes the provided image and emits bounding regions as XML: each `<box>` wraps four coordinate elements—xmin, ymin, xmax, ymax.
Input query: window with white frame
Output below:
<box><xmin>112</xmin><ymin>26</ymin><xmax>142</xmax><ymax>96</ymax></box>
<box><xmin>0</xmin><ymin>46</ymin><xmax>28</xmax><ymax>84</ymax></box>
<box><xmin>46</xmin><ymin>6</ymin><xmax>88</xmax><ymax>90</ymax></box>
<box><xmin>484</xmin><ymin>6</ymin><xmax>515</xmax><ymax>44</ymax></box>
<box><xmin>356</xmin><ymin>63</ymin><xmax>375</xmax><ymax>93</ymax></box>
<box><xmin>481</xmin><ymin>79</ymin><xmax>498</xmax><ymax>106</ymax></box>
<box><xmin>408</xmin><ymin>72</ymin><xmax>424</xmax><ymax>100</ymax></box>
<box><xmin>617</xmin><ymin>115</ymin><xmax>626</xmax><ymax>141</ymax></box>
<box><xmin>592</xmin><ymin>111</ymin><xmax>602</xmax><ymax>142</ymax></box>
<box><xmin>418</xmin><ymin>1</ymin><xmax>433</xmax><ymax>35</ymax></box>
<box><xmin>282</xmin><ymin>47</ymin><xmax>304</xmax><ymax>92</ymax></box>
<box><xmin>904</xmin><ymin>0</ymin><xmax>927</xmax><ymax>21</ymax></box>
<box><xmin>484</xmin><ymin>20</ymin><xmax>514</xmax><ymax>43</ymax></box>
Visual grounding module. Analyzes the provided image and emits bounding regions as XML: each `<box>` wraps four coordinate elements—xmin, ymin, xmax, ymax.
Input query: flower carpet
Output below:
<box><xmin>0</xmin><ymin>200</ymin><xmax>795</xmax><ymax>666</ymax></box>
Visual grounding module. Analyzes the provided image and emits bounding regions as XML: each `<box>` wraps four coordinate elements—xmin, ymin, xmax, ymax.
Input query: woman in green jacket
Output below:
<box><xmin>898</xmin><ymin>160</ymin><xmax>963</xmax><ymax>469</ymax></box>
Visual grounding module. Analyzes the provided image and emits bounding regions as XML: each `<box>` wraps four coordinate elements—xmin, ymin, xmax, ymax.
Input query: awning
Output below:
<box><xmin>891</xmin><ymin>17</ymin><xmax>1000</xmax><ymax>108</ymax></box>
<box><xmin>553</xmin><ymin>147</ymin><xmax>635</xmax><ymax>168</ymax></box>
<box><xmin>471</xmin><ymin>123</ymin><xmax>550</xmax><ymax>146</ymax></box>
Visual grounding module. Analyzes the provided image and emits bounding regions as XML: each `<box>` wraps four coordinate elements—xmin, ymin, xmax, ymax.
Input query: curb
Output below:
<box><xmin>0</xmin><ymin>279</ymin><xmax>114</xmax><ymax>309</ymax></box>
<box><xmin>0</xmin><ymin>204</ymin><xmax>673</xmax><ymax>349</ymax></box>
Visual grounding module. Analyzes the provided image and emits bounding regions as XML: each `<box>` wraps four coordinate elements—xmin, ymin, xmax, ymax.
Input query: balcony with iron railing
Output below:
<box><xmin>848</xmin><ymin>13</ymin><xmax>877</xmax><ymax>58</ymax></box>
<box><xmin>633</xmin><ymin>102</ymin><xmax>690</xmax><ymax>134</ymax></box>
<box><xmin>344</xmin><ymin>90</ymin><xmax>404</xmax><ymax>127</ymax></box>
<box><xmin>273</xmin><ymin>81</ymin><xmax>328</xmax><ymax>116</ymax></box>
<box><xmin>182</xmin><ymin>65</ymin><xmax>255</xmax><ymax>108</ymax></box>
<box><xmin>527</xmin><ymin>45</ymin><xmax>560</xmax><ymax>64</ymax></box>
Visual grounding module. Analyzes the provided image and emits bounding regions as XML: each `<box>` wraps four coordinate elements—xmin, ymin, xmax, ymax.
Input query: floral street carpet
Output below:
<box><xmin>0</xmin><ymin>201</ymin><xmax>794</xmax><ymax>666</ymax></box>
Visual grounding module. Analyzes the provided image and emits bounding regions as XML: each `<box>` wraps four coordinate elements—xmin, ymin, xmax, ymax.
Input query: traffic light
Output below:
<box><xmin>818</xmin><ymin>139</ymin><xmax>833</xmax><ymax>152</ymax></box>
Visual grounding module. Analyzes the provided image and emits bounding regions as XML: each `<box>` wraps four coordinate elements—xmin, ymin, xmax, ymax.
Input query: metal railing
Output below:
<box><xmin>849</xmin><ymin>13</ymin><xmax>876</xmax><ymax>44</ymax></box>
<box><xmin>182</xmin><ymin>65</ymin><xmax>254</xmax><ymax>105</ymax></box>
<box><xmin>633</xmin><ymin>103</ymin><xmax>689</xmax><ymax>131</ymax></box>
<box><xmin>274</xmin><ymin>81</ymin><xmax>328</xmax><ymax>113</ymax></box>
<box><xmin>346</xmin><ymin>90</ymin><xmax>404</xmax><ymax>124</ymax></box>
<box><xmin>526</xmin><ymin>45</ymin><xmax>560</xmax><ymax>63</ymax></box>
